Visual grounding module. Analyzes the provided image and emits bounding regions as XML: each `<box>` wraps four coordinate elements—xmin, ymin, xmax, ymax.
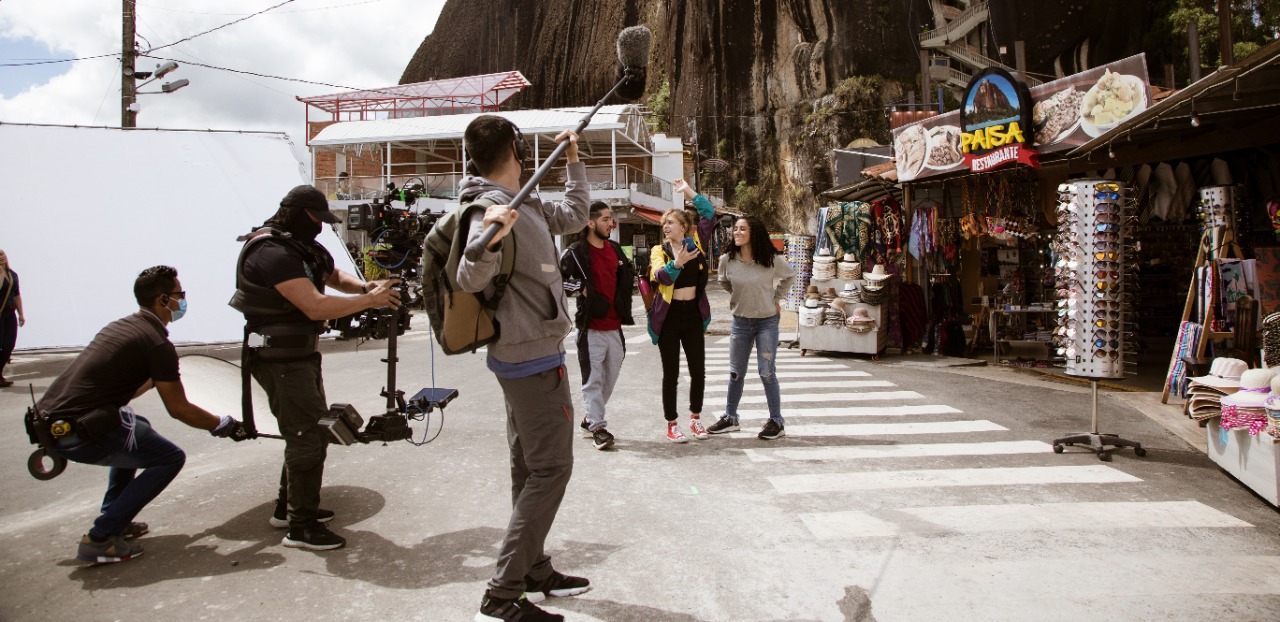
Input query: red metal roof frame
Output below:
<box><xmin>298</xmin><ymin>71</ymin><xmax>531</xmax><ymax>122</ymax></box>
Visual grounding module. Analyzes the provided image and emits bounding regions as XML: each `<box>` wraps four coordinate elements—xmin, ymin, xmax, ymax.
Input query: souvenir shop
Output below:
<box><xmin>1061</xmin><ymin>40</ymin><xmax>1280</xmax><ymax>501</ymax></box>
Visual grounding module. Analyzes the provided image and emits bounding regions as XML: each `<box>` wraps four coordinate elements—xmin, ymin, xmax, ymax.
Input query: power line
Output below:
<box><xmin>135</xmin><ymin>0</ymin><xmax>390</xmax><ymax>16</ymax></box>
<box><xmin>135</xmin><ymin>14</ymin><xmax>293</xmax><ymax>96</ymax></box>
<box><xmin>0</xmin><ymin>53</ymin><xmax>119</xmax><ymax>67</ymax></box>
<box><xmin>140</xmin><ymin>54</ymin><xmax>360</xmax><ymax>90</ymax></box>
<box><xmin>145</xmin><ymin>0</ymin><xmax>297</xmax><ymax>53</ymax></box>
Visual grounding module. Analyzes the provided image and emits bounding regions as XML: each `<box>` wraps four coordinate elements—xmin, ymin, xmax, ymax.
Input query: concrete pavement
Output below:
<box><xmin>2</xmin><ymin>299</ymin><xmax>1279</xmax><ymax>621</ymax></box>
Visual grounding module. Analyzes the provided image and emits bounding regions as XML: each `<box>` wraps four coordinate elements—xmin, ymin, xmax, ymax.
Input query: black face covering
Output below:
<box><xmin>284</xmin><ymin>208</ymin><xmax>323</xmax><ymax>241</ymax></box>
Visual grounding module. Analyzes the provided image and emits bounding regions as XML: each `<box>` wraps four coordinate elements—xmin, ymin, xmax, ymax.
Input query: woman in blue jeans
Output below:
<box><xmin>707</xmin><ymin>215</ymin><xmax>795</xmax><ymax>439</ymax></box>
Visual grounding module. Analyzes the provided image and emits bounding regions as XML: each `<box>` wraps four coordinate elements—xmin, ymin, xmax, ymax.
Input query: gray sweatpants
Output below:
<box><xmin>488</xmin><ymin>365</ymin><xmax>575</xmax><ymax>599</ymax></box>
<box><xmin>579</xmin><ymin>329</ymin><xmax>625</xmax><ymax>431</ymax></box>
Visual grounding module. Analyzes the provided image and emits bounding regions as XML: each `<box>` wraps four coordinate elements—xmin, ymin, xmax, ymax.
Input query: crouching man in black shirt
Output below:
<box><xmin>40</xmin><ymin>266</ymin><xmax>247</xmax><ymax>564</ymax></box>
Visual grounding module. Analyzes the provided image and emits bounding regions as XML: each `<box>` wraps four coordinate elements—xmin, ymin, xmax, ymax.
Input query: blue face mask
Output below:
<box><xmin>169</xmin><ymin>298</ymin><xmax>188</xmax><ymax>322</ymax></box>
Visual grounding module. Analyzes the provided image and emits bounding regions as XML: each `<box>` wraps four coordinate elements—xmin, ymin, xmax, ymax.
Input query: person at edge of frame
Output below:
<box><xmin>231</xmin><ymin>184</ymin><xmax>400</xmax><ymax>552</ymax></box>
<box><xmin>455</xmin><ymin>114</ymin><xmax>591</xmax><ymax>622</ymax></box>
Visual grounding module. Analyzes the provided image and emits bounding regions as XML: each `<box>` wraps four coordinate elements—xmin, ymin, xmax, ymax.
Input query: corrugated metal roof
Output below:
<box><xmin>311</xmin><ymin>105</ymin><xmax>647</xmax><ymax>146</ymax></box>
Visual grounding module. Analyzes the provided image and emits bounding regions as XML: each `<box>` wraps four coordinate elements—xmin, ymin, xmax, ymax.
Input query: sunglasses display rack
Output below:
<box><xmin>1051</xmin><ymin>179</ymin><xmax>1146</xmax><ymax>461</ymax></box>
<box><xmin>1054</xmin><ymin>179</ymin><xmax>1128</xmax><ymax>380</ymax></box>
<box><xmin>1197</xmin><ymin>185</ymin><xmax>1242</xmax><ymax>230</ymax></box>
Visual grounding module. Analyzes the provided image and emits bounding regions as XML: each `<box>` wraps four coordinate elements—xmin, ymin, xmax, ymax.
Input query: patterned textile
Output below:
<box><xmin>1165</xmin><ymin>321</ymin><xmax>1203</xmax><ymax>399</ymax></box>
<box><xmin>1220</xmin><ymin>406</ymin><xmax>1269</xmax><ymax>436</ymax></box>
<box><xmin>1253</xmin><ymin>247</ymin><xmax>1280</xmax><ymax>315</ymax></box>
<box><xmin>823</xmin><ymin>202</ymin><xmax>873</xmax><ymax>261</ymax></box>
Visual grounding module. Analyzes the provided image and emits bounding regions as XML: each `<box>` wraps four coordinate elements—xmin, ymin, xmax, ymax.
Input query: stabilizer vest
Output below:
<box><xmin>228</xmin><ymin>227</ymin><xmax>332</xmax><ymax>319</ymax></box>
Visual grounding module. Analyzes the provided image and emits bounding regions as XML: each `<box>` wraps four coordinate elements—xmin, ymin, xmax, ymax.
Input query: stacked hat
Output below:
<box><xmin>819</xmin><ymin>287</ymin><xmax>839</xmax><ymax>305</ymax></box>
<box><xmin>1186</xmin><ymin>357</ymin><xmax>1247</xmax><ymax>421</ymax></box>
<box><xmin>823</xmin><ymin>301</ymin><xmax>847</xmax><ymax>327</ymax></box>
<box><xmin>804</xmin><ymin>284</ymin><xmax>821</xmax><ymax>302</ymax></box>
<box><xmin>837</xmin><ymin>282</ymin><xmax>862</xmax><ymax>304</ymax></box>
<box><xmin>837</xmin><ymin>253</ymin><xmax>862</xmax><ymax>280</ymax></box>
<box><xmin>799</xmin><ymin>299</ymin><xmax>824</xmax><ymax>327</ymax></box>
<box><xmin>1219</xmin><ymin>368</ymin><xmax>1276</xmax><ymax>435</ymax></box>
<box><xmin>812</xmin><ymin>248</ymin><xmax>837</xmax><ymax>280</ymax></box>
<box><xmin>863</xmin><ymin>264</ymin><xmax>892</xmax><ymax>291</ymax></box>
<box><xmin>1266</xmin><ymin>376</ymin><xmax>1280</xmax><ymax>439</ymax></box>
<box><xmin>845</xmin><ymin>307</ymin><xmax>877</xmax><ymax>333</ymax></box>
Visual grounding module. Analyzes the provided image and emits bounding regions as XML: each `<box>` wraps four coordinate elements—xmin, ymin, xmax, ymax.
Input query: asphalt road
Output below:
<box><xmin>2</xmin><ymin>302</ymin><xmax>1279</xmax><ymax>621</ymax></box>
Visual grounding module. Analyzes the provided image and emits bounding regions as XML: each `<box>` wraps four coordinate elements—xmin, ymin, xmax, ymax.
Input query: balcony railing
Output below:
<box><xmin>316</xmin><ymin>164</ymin><xmax>673</xmax><ymax>205</ymax></box>
<box><xmin>919</xmin><ymin>0</ymin><xmax>989</xmax><ymax>48</ymax></box>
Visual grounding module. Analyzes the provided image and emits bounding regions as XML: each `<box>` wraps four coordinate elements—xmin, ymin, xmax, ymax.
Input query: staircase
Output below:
<box><xmin>919</xmin><ymin>1</ymin><xmax>1042</xmax><ymax>90</ymax></box>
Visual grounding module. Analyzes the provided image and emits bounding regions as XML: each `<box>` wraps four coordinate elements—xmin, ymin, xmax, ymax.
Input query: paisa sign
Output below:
<box><xmin>960</xmin><ymin>68</ymin><xmax>1039</xmax><ymax>173</ymax></box>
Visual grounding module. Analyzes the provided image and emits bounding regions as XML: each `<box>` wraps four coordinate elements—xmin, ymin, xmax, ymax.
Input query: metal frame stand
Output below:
<box><xmin>1052</xmin><ymin>380</ymin><xmax>1148</xmax><ymax>462</ymax></box>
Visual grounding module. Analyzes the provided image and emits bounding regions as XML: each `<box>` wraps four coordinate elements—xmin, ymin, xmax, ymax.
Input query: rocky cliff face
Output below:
<box><xmin>403</xmin><ymin>0</ymin><xmax>1163</xmax><ymax>231</ymax></box>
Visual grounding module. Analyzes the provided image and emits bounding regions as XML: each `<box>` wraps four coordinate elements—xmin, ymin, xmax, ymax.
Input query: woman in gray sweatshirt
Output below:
<box><xmin>706</xmin><ymin>215</ymin><xmax>796</xmax><ymax>440</ymax></box>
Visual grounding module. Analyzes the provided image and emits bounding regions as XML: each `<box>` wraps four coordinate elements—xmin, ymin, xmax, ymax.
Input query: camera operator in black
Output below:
<box><xmin>231</xmin><ymin>184</ymin><xmax>400</xmax><ymax>552</ymax></box>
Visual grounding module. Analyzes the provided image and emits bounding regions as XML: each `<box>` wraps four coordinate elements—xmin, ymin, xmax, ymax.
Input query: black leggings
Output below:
<box><xmin>658</xmin><ymin>300</ymin><xmax>705</xmax><ymax>421</ymax></box>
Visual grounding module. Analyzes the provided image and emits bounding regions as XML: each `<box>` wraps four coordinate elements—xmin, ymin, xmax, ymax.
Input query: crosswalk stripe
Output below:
<box><xmin>692</xmin><ymin>370</ymin><xmax>872</xmax><ymax>380</ymax></box>
<box><xmin>704</xmin><ymin>349</ymin><xmax>807</xmax><ymax>356</ymax></box>
<box><xmin>783</xmin><ymin>420</ymin><xmax>1007</xmax><ymax>437</ymax></box>
<box><xmin>769</xmin><ymin>465</ymin><xmax>1141</xmax><ymax>494</ymax></box>
<box><xmin>798</xmin><ymin>500</ymin><xmax>1253</xmax><ymax>539</ymax></box>
<box><xmin>626</xmin><ymin>334</ymin><xmax>651</xmax><ymax>344</ymax></box>
<box><xmin>705</xmin><ymin>364</ymin><xmax>848</xmax><ymax>372</ymax></box>
<box><xmin>742</xmin><ymin>440</ymin><xmax>1045</xmax><ymax>462</ymax></box>
<box><xmin>733</xmin><ymin>405</ymin><xmax>963</xmax><ymax>421</ymax></box>
<box><xmin>703</xmin><ymin>380</ymin><xmax>895</xmax><ymax>393</ymax></box>
<box><xmin>732</xmin><ymin>391</ymin><xmax>924</xmax><ymax>404</ymax></box>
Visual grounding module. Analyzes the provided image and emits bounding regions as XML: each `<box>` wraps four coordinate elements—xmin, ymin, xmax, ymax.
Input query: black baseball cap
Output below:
<box><xmin>281</xmin><ymin>184</ymin><xmax>340</xmax><ymax>223</ymax></box>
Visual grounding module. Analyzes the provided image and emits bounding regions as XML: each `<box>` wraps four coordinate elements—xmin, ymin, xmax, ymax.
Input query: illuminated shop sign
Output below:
<box><xmin>959</xmin><ymin>68</ymin><xmax>1037</xmax><ymax>173</ymax></box>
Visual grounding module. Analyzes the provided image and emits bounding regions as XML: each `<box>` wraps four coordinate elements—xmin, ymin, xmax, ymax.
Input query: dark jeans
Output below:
<box><xmin>0</xmin><ymin>309</ymin><xmax>16</xmax><ymax>377</ymax></box>
<box><xmin>658</xmin><ymin>299</ymin><xmax>705</xmax><ymax>421</ymax></box>
<box><xmin>53</xmin><ymin>413</ymin><xmax>186</xmax><ymax>540</ymax></box>
<box><xmin>252</xmin><ymin>353</ymin><xmax>329</xmax><ymax>528</ymax></box>
<box><xmin>489</xmin><ymin>365</ymin><xmax>575</xmax><ymax>599</ymax></box>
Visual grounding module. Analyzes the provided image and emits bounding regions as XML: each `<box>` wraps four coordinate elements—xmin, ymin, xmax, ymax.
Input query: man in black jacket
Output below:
<box><xmin>560</xmin><ymin>201</ymin><xmax>634</xmax><ymax>450</ymax></box>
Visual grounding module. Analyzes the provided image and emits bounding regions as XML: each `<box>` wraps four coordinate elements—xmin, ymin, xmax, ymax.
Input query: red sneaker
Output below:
<box><xmin>665</xmin><ymin>422</ymin><xmax>688</xmax><ymax>443</ymax></box>
<box><xmin>689</xmin><ymin>418</ymin><xmax>709</xmax><ymax>440</ymax></box>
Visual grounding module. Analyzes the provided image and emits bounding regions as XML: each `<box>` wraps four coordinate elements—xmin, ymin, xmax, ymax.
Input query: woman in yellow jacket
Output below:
<box><xmin>647</xmin><ymin>179</ymin><xmax>715</xmax><ymax>442</ymax></box>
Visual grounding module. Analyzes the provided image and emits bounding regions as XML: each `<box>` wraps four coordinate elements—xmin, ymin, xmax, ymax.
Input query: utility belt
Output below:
<box><xmin>247</xmin><ymin>322</ymin><xmax>322</xmax><ymax>361</ymax></box>
<box><xmin>24</xmin><ymin>406</ymin><xmax>122</xmax><ymax>445</ymax></box>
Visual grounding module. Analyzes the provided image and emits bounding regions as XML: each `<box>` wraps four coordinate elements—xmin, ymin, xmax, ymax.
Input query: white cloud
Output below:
<box><xmin>0</xmin><ymin>0</ymin><xmax>446</xmax><ymax>161</ymax></box>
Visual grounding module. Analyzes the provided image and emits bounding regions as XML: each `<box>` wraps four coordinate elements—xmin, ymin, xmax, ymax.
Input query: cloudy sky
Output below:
<box><xmin>0</xmin><ymin>0</ymin><xmax>446</xmax><ymax>164</ymax></box>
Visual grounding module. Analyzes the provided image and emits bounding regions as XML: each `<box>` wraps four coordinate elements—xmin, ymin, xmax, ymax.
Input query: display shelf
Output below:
<box><xmin>989</xmin><ymin>307</ymin><xmax>1057</xmax><ymax>365</ymax></box>
<box><xmin>799</xmin><ymin>277</ymin><xmax>889</xmax><ymax>358</ymax></box>
<box><xmin>1207</xmin><ymin>419</ymin><xmax>1280</xmax><ymax>507</ymax></box>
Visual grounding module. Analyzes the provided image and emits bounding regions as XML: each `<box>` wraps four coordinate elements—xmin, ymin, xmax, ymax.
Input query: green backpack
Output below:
<box><xmin>420</xmin><ymin>198</ymin><xmax>518</xmax><ymax>354</ymax></box>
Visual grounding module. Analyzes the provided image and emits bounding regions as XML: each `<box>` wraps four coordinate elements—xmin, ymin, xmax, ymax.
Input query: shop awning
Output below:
<box><xmin>1066</xmin><ymin>38</ymin><xmax>1280</xmax><ymax>170</ymax></box>
<box><xmin>633</xmin><ymin>206</ymin><xmax>664</xmax><ymax>225</ymax></box>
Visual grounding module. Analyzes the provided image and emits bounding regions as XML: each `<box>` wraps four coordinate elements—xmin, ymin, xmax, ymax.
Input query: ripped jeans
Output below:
<box><xmin>722</xmin><ymin>313</ymin><xmax>782</xmax><ymax>425</ymax></box>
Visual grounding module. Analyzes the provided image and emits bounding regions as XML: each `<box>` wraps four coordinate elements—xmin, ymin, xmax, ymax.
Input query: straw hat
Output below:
<box><xmin>1220</xmin><ymin>368</ymin><xmax>1277</xmax><ymax>409</ymax></box>
<box><xmin>1189</xmin><ymin>357</ymin><xmax>1248</xmax><ymax>390</ymax></box>
<box><xmin>804</xmin><ymin>298</ymin><xmax>820</xmax><ymax>309</ymax></box>
<box><xmin>839</xmin><ymin>283</ymin><xmax>859</xmax><ymax>297</ymax></box>
<box><xmin>813</xmin><ymin>248</ymin><xmax>835</xmax><ymax>262</ymax></box>
<box><xmin>841</xmin><ymin>252</ymin><xmax>857</xmax><ymax>263</ymax></box>
<box><xmin>848</xmin><ymin>307</ymin><xmax>874</xmax><ymax>322</ymax></box>
<box><xmin>864</xmin><ymin>265</ymin><xmax>891</xmax><ymax>281</ymax></box>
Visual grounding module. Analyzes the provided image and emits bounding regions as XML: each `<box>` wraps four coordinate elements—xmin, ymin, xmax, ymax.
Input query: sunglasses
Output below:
<box><xmin>1093</xmin><ymin>300</ymin><xmax>1123</xmax><ymax>310</ymax></box>
<box><xmin>1093</xmin><ymin>318</ymin><xmax>1120</xmax><ymax>328</ymax></box>
<box><xmin>1094</xmin><ymin>241</ymin><xmax>1120</xmax><ymax>251</ymax></box>
<box><xmin>1095</xmin><ymin>223</ymin><xmax>1121</xmax><ymax>233</ymax></box>
<box><xmin>1095</xmin><ymin>251</ymin><xmax>1119</xmax><ymax>261</ymax></box>
<box><xmin>1093</xmin><ymin>350</ymin><xmax>1122</xmax><ymax>360</ymax></box>
<box><xmin>1094</xmin><ymin>270</ymin><xmax>1121</xmax><ymax>280</ymax></box>
<box><xmin>1094</xmin><ymin>182</ymin><xmax>1120</xmax><ymax>192</ymax></box>
<box><xmin>1095</xmin><ymin>191</ymin><xmax>1121</xmax><ymax>201</ymax></box>
<box><xmin>1092</xmin><ymin>310</ymin><xmax>1122</xmax><ymax>320</ymax></box>
<box><xmin>1094</xmin><ymin>339</ymin><xmax>1121</xmax><ymax>349</ymax></box>
<box><xmin>1094</xmin><ymin>203</ymin><xmax>1122</xmax><ymax>215</ymax></box>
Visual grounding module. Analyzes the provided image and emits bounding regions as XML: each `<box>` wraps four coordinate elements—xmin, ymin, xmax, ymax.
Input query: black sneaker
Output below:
<box><xmin>270</xmin><ymin>502</ymin><xmax>336</xmax><ymax>529</ymax></box>
<box><xmin>579</xmin><ymin>417</ymin><xmax>591</xmax><ymax>436</ymax></box>
<box><xmin>282</xmin><ymin>522</ymin><xmax>346</xmax><ymax>551</ymax></box>
<box><xmin>591</xmin><ymin>428</ymin><xmax>615</xmax><ymax>450</ymax></box>
<box><xmin>707</xmin><ymin>417</ymin><xmax>739</xmax><ymax>434</ymax></box>
<box><xmin>524</xmin><ymin>570</ymin><xmax>591</xmax><ymax>603</ymax></box>
<box><xmin>758</xmin><ymin>419</ymin><xmax>785</xmax><ymax>440</ymax></box>
<box><xmin>475</xmin><ymin>593</ymin><xmax>563</xmax><ymax>621</ymax></box>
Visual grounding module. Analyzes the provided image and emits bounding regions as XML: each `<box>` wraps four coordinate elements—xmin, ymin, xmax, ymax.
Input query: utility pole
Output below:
<box><xmin>122</xmin><ymin>0</ymin><xmax>137</xmax><ymax>128</ymax></box>
<box><xmin>1217</xmin><ymin>0</ymin><xmax>1234</xmax><ymax>66</ymax></box>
